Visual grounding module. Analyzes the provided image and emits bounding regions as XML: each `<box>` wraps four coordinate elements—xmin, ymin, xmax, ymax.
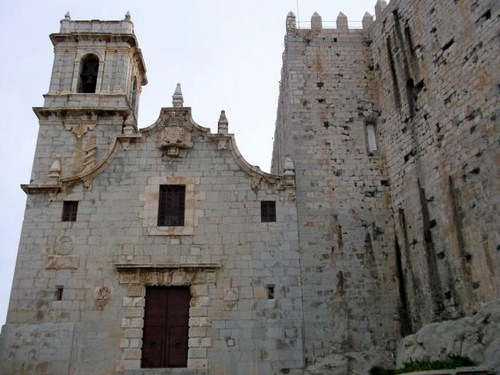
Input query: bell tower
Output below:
<box><xmin>28</xmin><ymin>12</ymin><xmax>147</xmax><ymax>188</ymax></box>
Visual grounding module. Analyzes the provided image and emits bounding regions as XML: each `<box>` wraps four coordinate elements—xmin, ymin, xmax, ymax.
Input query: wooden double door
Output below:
<box><xmin>141</xmin><ymin>286</ymin><xmax>190</xmax><ymax>368</ymax></box>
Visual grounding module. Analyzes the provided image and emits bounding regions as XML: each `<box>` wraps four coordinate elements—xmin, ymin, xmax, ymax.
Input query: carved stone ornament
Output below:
<box><xmin>55</xmin><ymin>236</ymin><xmax>74</xmax><ymax>255</ymax></box>
<box><xmin>159</xmin><ymin>110</ymin><xmax>193</xmax><ymax>157</ymax></box>
<box><xmin>95</xmin><ymin>286</ymin><xmax>111</xmax><ymax>310</ymax></box>
<box><xmin>164</xmin><ymin>126</ymin><xmax>185</xmax><ymax>145</ymax></box>
<box><xmin>251</xmin><ymin>176</ymin><xmax>262</xmax><ymax>190</ymax></box>
<box><xmin>218</xmin><ymin>138</ymin><xmax>228</xmax><ymax>150</ymax></box>
<box><xmin>64</xmin><ymin>122</ymin><xmax>96</xmax><ymax>138</ymax></box>
<box><xmin>224</xmin><ymin>288</ymin><xmax>239</xmax><ymax>310</ymax></box>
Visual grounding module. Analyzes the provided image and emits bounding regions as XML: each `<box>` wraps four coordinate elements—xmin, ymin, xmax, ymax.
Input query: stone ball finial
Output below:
<box><xmin>172</xmin><ymin>83</ymin><xmax>184</xmax><ymax>108</ymax></box>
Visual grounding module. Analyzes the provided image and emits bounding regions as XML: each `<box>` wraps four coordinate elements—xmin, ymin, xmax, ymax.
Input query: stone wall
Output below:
<box><xmin>2</xmin><ymin>2</ymin><xmax>499</xmax><ymax>373</ymax></box>
<box><xmin>1</xmin><ymin>104</ymin><xmax>303</xmax><ymax>374</ymax></box>
<box><xmin>272</xmin><ymin>11</ymin><xmax>402</xmax><ymax>363</ymax></box>
<box><xmin>272</xmin><ymin>0</ymin><xmax>499</xmax><ymax>369</ymax></box>
<box><xmin>0</xmin><ymin>17</ymin><xmax>303</xmax><ymax>375</ymax></box>
<box><xmin>369</xmin><ymin>0</ymin><xmax>499</xmax><ymax>329</ymax></box>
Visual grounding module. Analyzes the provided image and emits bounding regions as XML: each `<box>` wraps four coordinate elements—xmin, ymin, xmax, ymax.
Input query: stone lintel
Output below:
<box><xmin>115</xmin><ymin>263</ymin><xmax>222</xmax><ymax>272</ymax></box>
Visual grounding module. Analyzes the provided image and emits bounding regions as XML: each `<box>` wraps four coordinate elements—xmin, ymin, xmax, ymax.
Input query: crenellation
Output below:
<box><xmin>310</xmin><ymin>12</ymin><xmax>322</xmax><ymax>32</ymax></box>
<box><xmin>2</xmin><ymin>2</ymin><xmax>499</xmax><ymax>374</ymax></box>
<box><xmin>336</xmin><ymin>12</ymin><xmax>349</xmax><ymax>32</ymax></box>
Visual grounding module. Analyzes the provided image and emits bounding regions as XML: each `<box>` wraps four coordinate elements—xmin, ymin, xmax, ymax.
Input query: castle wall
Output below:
<box><xmin>369</xmin><ymin>0</ymin><xmax>499</xmax><ymax>329</ymax></box>
<box><xmin>272</xmin><ymin>0</ymin><xmax>499</xmax><ymax>365</ymax></box>
<box><xmin>2</xmin><ymin>3</ymin><xmax>499</xmax><ymax>373</ymax></box>
<box><xmin>272</xmin><ymin>13</ymin><xmax>402</xmax><ymax>363</ymax></box>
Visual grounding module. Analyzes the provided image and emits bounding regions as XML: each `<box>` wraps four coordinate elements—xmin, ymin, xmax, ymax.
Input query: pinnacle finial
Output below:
<box><xmin>172</xmin><ymin>83</ymin><xmax>183</xmax><ymax>107</ymax></box>
<box><xmin>48</xmin><ymin>155</ymin><xmax>62</xmax><ymax>179</ymax></box>
<box><xmin>283</xmin><ymin>155</ymin><xmax>295</xmax><ymax>186</ymax></box>
<box><xmin>125</xmin><ymin>11</ymin><xmax>131</xmax><ymax>21</ymax></box>
<box><xmin>311</xmin><ymin>12</ymin><xmax>322</xmax><ymax>31</ymax></box>
<box><xmin>286</xmin><ymin>11</ymin><xmax>296</xmax><ymax>33</ymax></box>
<box><xmin>218</xmin><ymin>110</ymin><xmax>229</xmax><ymax>134</ymax></box>
<box><xmin>64</xmin><ymin>11</ymin><xmax>71</xmax><ymax>20</ymax></box>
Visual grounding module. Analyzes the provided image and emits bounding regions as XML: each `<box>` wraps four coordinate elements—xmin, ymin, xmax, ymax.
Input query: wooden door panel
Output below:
<box><xmin>167</xmin><ymin>325</ymin><xmax>189</xmax><ymax>367</ymax></box>
<box><xmin>142</xmin><ymin>286</ymin><xmax>190</xmax><ymax>368</ymax></box>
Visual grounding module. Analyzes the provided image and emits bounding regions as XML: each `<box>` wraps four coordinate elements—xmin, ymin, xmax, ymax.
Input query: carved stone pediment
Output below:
<box><xmin>158</xmin><ymin>110</ymin><xmax>193</xmax><ymax>157</ymax></box>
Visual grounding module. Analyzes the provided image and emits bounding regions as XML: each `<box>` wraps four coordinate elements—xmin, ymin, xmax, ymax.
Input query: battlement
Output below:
<box><xmin>286</xmin><ymin>10</ymin><xmax>374</xmax><ymax>35</ymax></box>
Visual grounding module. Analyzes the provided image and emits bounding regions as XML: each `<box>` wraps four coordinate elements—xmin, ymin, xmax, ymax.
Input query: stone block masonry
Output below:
<box><xmin>273</xmin><ymin>0</ymin><xmax>499</xmax><ymax>371</ymax></box>
<box><xmin>0</xmin><ymin>13</ymin><xmax>302</xmax><ymax>375</ymax></box>
<box><xmin>1</xmin><ymin>1</ymin><xmax>499</xmax><ymax>374</ymax></box>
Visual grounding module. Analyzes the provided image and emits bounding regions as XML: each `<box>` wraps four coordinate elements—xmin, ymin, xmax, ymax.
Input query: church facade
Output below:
<box><xmin>1</xmin><ymin>0</ymin><xmax>498</xmax><ymax>374</ymax></box>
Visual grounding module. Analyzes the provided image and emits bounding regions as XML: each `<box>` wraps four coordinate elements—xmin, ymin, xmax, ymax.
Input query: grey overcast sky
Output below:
<box><xmin>0</xmin><ymin>0</ymin><xmax>379</xmax><ymax>328</ymax></box>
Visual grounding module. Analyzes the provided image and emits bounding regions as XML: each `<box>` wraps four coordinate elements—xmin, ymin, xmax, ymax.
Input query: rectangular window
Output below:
<box><xmin>62</xmin><ymin>201</ymin><xmax>78</xmax><ymax>222</ymax></box>
<box><xmin>267</xmin><ymin>285</ymin><xmax>275</xmax><ymax>300</ymax></box>
<box><xmin>142</xmin><ymin>286</ymin><xmax>190</xmax><ymax>368</ymax></box>
<box><xmin>158</xmin><ymin>185</ymin><xmax>185</xmax><ymax>226</ymax></box>
<box><xmin>55</xmin><ymin>286</ymin><xmax>64</xmax><ymax>301</ymax></box>
<box><xmin>261</xmin><ymin>201</ymin><xmax>276</xmax><ymax>222</ymax></box>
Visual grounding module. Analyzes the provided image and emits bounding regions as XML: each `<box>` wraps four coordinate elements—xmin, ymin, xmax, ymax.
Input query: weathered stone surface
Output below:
<box><xmin>0</xmin><ymin>14</ymin><xmax>302</xmax><ymax>375</ymax></box>
<box><xmin>396</xmin><ymin>300</ymin><xmax>500</xmax><ymax>374</ymax></box>
<box><xmin>273</xmin><ymin>0</ymin><xmax>499</xmax><ymax>369</ymax></box>
<box><xmin>288</xmin><ymin>351</ymin><xmax>394</xmax><ymax>375</ymax></box>
<box><xmin>1</xmin><ymin>0</ymin><xmax>499</xmax><ymax>373</ymax></box>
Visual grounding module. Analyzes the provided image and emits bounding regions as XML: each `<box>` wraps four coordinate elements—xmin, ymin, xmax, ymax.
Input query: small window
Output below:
<box><xmin>130</xmin><ymin>78</ymin><xmax>138</xmax><ymax>112</ymax></box>
<box><xmin>62</xmin><ymin>201</ymin><xmax>78</xmax><ymax>222</ymax></box>
<box><xmin>158</xmin><ymin>185</ymin><xmax>185</xmax><ymax>226</ymax></box>
<box><xmin>267</xmin><ymin>285</ymin><xmax>275</xmax><ymax>300</ymax></box>
<box><xmin>78</xmin><ymin>54</ymin><xmax>99</xmax><ymax>93</ymax></box>
<box><xmin>261</xmin><ymin>201</ymin><xmax>276</xmax><ymax>222</ymax></box>
<box><xmin>55</xmin><ymin>286</ymin><xmax>64</xmax><ymax>301</ymax></box>
<box><xmin>366</xmin><ymin>124</ymin><xmax>378</xmax><ymax>156</ymax></box>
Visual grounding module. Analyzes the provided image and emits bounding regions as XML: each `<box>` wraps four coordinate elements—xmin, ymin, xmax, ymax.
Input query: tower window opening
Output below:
<box><xmin>366</xmin><ymin>124</ymin><xmax>378</xmax><ymax>156</ymax></box>
<box><xmin>78</xmin><ymin>54</ymin><xmax>99</xmax><ymax>93</ymax></box>
<box><xmin>131</xmin><ymin>78</ymin><xmax>138</xmax><ymax>112</ymax></box>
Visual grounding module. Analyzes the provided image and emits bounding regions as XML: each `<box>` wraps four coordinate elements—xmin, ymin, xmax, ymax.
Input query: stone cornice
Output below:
<box><xmin>33</xmin><ymin>106</ymin><xmax>131</xmax><ymax>119</ymax></box>
<box><xmin>20</xmin><ymin>184</ymin><xmax>61</xmax><ymax>195</ymax></box>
